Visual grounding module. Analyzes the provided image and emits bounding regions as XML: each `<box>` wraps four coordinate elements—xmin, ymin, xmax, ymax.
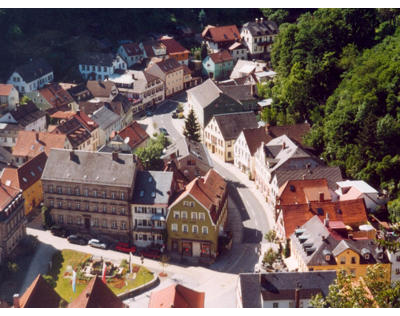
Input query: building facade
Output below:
<box><xmin>78</xmin><ymin>53</ymin><xmax>127</xmax><ymax>81</ymax></box>
<box><xmin>41</xmin><ymin>150</ymin><xmax>137</xmax><ymax>243</ymax></box>
<box><xmin>166</xmin><ymin>170</ymin><xmax>228</xmax><ymax>260</ymax></box>
<box><xmin>0</xmin><ymin>84</ymin><xmax>19</xmax><ymax>111</ymax></box>
<box><xmin>202</xmin><ymin>50</ymin><xmax>234</xmax><ymax>81</ymax></box>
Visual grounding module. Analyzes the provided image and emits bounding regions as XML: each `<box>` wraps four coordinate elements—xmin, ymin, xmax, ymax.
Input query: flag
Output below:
<box><xmin>72</xmin><ymin>270</ymin><xmax>77</xmax><ymax>293</ymax></box>
<box><xmin>102</xmin><ymin>261</ymin><xmax>107</xmax><ymax>284</ymax></box>
<box><xmin>129</xmin><ymin>252</ymin><xmax>132</xmax><ymax>274</ymax></box>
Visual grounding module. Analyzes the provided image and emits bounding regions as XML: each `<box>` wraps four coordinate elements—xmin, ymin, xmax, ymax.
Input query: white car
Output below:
<box><xmin>88</xmin><ymin>239</ymin><xmax>107</xmax><ymax>249</ymax></box>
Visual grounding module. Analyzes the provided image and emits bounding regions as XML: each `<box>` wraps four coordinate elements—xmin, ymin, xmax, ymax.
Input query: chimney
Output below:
<box><xmin>281</xmin><ymin>142</ymin><xmax>286</xmax><ymax>150</ymax></box>
<box><xmin>13</xmin><ymin>293</ymin><xmax>20</xmax><ymax>308</ymax></box>
<box><xmin>70</xmin><ymin>150</ymin><xmax>75</xmax><ymax>160</ymax></box>
<box><xmin>324</xmin><ymin>213</ymin><xmax>329</xmax><ymax>227</ymax></box>
<box><xmin>112</xmin><ymin>151</ymin><xmax>118</xmax><ymax>161</ymax></box>
<box><xmin>35</xmin><ymin>132</ymin><xmax>39</xmax><ymax>142</ymax></box>
<box><xmin>265</xmin><ymin>123</ymin><xmax>271</xmax><ymax>135</ymax></box>
<box><xmin>319</xmin><ymin>192</ymin><xmax>324</xmax><ymax>202</ymax></box>
<box><xmin>255</xmin><ymin>18</ymin><xmax>259</xmax><ymax>23</ymax></box>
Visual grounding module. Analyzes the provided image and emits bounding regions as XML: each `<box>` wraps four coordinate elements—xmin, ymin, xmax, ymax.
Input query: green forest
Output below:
<box><xmin>259</xmin><ymin>8</ymin><xmax>400</xmax><ymax>219</ymax></box>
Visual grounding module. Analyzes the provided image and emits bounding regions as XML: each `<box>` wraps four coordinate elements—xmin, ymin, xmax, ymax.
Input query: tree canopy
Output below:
<box><xmin>135</xmin><ymin>134</ymin><xmax>170</xmax><ymax>171</ymax></box>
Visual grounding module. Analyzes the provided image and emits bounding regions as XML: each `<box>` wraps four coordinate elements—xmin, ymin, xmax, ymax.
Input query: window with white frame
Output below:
<box><xmin>173</xmin><ymin>211</ymin><xmax>180</xmax><ymax>219</ymax></box>
<box><xmin>202</xmin><ymin>226</ymin><xmax>208</xmax><ymax>234</ymax></box>
<box><xmin>121</xmin><ymin>221</ymin><xmax>127</xmax><ymax>230</ymax></box>
<box><xmin>171</xmin><ymin>223</ymin><xmax>178</xmax><ymax>232</ymax></box>
<box><xmin>181</xmin><ymin>211</ymin><xmax>187</xmax><ymax>219</ymax></box>
<box><xmin>192</xmin><ymin>225</ymin><xmax>198</xmax><ymax>234</ymax></box>
<box><xmin>199</xmin><ymin>213</ymin><xmax>205</xmax><ymax>221</ymax></box>
<box><xmin>182</xmin><ymin>224</ymin><xmax>188</xmax><ymax>233</ymax></box>
<box><xmin>102</xmin><ymin>219</ymin><xmax>107</xmax><ymax>228</ymax></box>
<box><xmin>191</xmin><ymin>212</ymin><xmax>197</xmax><ymax>220</ymax></box>
<box><xmin>111</xmin><ymin>221</ymin><xmax>117</xmax><ymax>229</ymax></box>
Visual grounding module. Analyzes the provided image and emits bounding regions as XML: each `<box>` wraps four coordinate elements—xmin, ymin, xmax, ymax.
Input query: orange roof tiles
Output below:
<box><xmin>149</xmin><ymin>284</ymin><xmax>205</xmax><ymax>308</ymax></box>
<box><xmin>0</xmin><ymin>182</ymin><xmax>21</xmax><ymax>211</ymax></box>
<box><xmin>203</xmin><ymin>25</ymin><xmax>240</xmax><ymax>43</ymax></box>
<box><xmin>38</xmin><ymin>83</ymin><xmax>74</xmax><ymax>109</ymax></box>
<box><xmin>12</xmin><ymin>131</ymin><xmax>67</xmax><ymax>158</ymax></box>
<box><xmin>0</xmin><ymin>84</ymin><xmax>14</xmax><ymax>96</ymax></box>
<box><xmin>159</xmin><ymin>37</ymin><xmax>190</xmax><ymax>55</ymax></box>
<box><xmin>242</xmin><ymin>127</ymin><xmax>272</xmax><ymax>155</ymax></box>
<box><xmin>1</xmin><ymin>152</ymin><xmax>47</xmax><ymax>191</ymax></box>
<box><xmin>19</xmin><ymin>274</ymin><xmax>62</xmax><ymax>308</ymax></box>
<box><xmin>74</xmin><ymin>111</ymin><xmax>98</xmax><ymax>132</ymax></box>
<box><xmin>281</xmin><ymin>198</ymin><xmax>368</xmax><ymax>239</ymax></box>
<box><xmin>68</xmin><ymin>277</ymin><xmax>126</xmax><ymax>308</ymax></box>
<box><xmin>209</xmin><ymin>50</ymin><xmax>233</xmax><ymax>64</ymax></box>
<box><xmin>116</xmin><ymin>121</ymin><xmax>149</xmax><ymax>149</ymax></box>
<box><xmin>278</xmin><ymin>179</ymin><xmax>331</xmax><ymax>206</ymax></box>
<box><xmin>50</xmin><ymin>111</ymin><xmax>76</xmax><ymax>120</ymax></box>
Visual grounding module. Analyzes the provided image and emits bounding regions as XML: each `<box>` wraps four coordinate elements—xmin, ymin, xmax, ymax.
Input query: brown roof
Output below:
<box><xmin>86</xmin><ymin>81</ymin><xmax>117</xmax><ymax>98</ymax></box>
<box><xmin>142</xmin><ymin>41</ymin><xmax>167</xmax><ymax>58</ymax></box>
<box><xmin>9</xmin><ymin>102</ymin><xmax>45</xmax><ymax>127</ymax></box>
<box><xmin>281</xmin><ymin>198</ymin><xmax>368</xmax><ymax>239</ymax></box>
<box><xmin>74</xmin><ymin>111</ymin><xmax>98</xmax><ymax>132</ymax></box>
<box><xmin>12</xmin><ymin>131</ymin><xmax>67</xmax><ymax>158</ymax></box>
<box><xmin>154</xmin><ymin>58</ymin><xmax>183</xmax><ymax>74</ymax></box>
<box><xmin>115</xmin><ymin>121</ymin><xmax>149</xmax><ymax>149</ymax></box>
<box><xmin>242</xmin><ymin>127</ymin><xmax>272</xmax><ymax>155</ymax></box>
<box><xmin>149</xmin><ymin>284</ymin><xmax>205</xmax><ymax>308</ymax></box>
<box><xmin>50</xmin><ymin>111</ymin><xmax>76</xmax><ymax>120</ymax></box>
<box><xmin>19</xmin><ymin>274</ymin><xmax>62</xmax><ymax>308</ymax></box>
<box><xmin>68</xmin><ymin>277</ymin><xmax>126</xmax><ymax>308</ymax></box>
<box><xmin>121</xmin><ymin>43</ymin><xmax>142</xmax><ymax>56</ymax></box>
<box><xmin>52</xmin><ymin>117</ymin><xmax>91</xmax><ymax>149</ymax></box>
<box><xmin>203</xmin><ymin>25</ymin><xmax>240</xmax><ymax>43</ymax></box>
<box><xmin>77</xmin><ymin>101</ymin><xmax>105</xmax><ymax>115</ymax></box>
<box><xmin>1</xmin><ymin>152</ymin><xmax>47</xmax><ymax>191</ymax></box>
<box><xmin>0</xmin><ymin>84</ymin><xmax>14</xmax><ymax>96</ymax></box>
<box><xmin>209</xmin><ymin>50</ymin><xmax>233</xmax><ymax>64</ymax></box>
<box><xmin>267</xmin><ymin>123</ymin><xmax>311</xmax><ymax>148</ymax></box>
<box><xmin>278</xmin><ymin>179</ymin><xmax>331</xmax><ymax>206</ymax></box>
<box><xmin>159</xmin><ymin>37</ymin><xmax>190</xmax><ymax>55</ymax></box>
<box><xmin>38</xmin><ymin>83</ymin><xmax>74</xmax><ymax>109</ymax></box>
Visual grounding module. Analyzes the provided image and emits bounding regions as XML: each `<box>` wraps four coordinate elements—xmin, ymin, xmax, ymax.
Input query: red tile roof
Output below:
<box><xmin>242</xmin><ymin>127</ymin><xmax>272</xmax><ymax>155</ymax></box>
<box><xmin>209</xmin><ymin>50</ymin><xmax>233</xmax><ymax>64</ymax></box>
<box><xmin>203</xmin><ymin>25</ymin><xmax>241</xmax><ymax>43</ymax></box>
<box><xmin>172</xmin><ymin>169</ymin><xmax>227</xmax><ymax>224</ymax></box>
<box><xmin>149</xmin><ymin>284</ymin><xmax>205</xmax><ymax>308</ymax></box>
<box><xmin>68</xmin><ymin>277</ymin><xmax>127</xmax><ymax>308</ymax></box>
<box><xmin>0</xmin><ymin>84</ymin><xmax>14</xmax><ymax>96</ymax></box>
<box><xmin>115</xmin><ymin>121</ymin><xmax>149</xmax><ymax>149</ymax></box>
<box><xmin>19</xmin><ymin>274</ymin><xmax>62</xmax><ymax>308</ymax></box>
<box><xmin>0</xmin><ymin>182</ymin><xmax>21</xmax><ymax>211</ymax></box>
<box><xmin>50</xmin><ymin>111</ymin><xmax>76</xmax><ymax>120</ymax></box>
<box><xmin>12</xmin><ymin>131</ymin><xmax>67</xmax><ymax>158</ymax></box>
<box><xmin>281</xmin><ymin>198</ymin><xmax>368</xmax><ymax>239</ymax></box>
<box><xmin>278</xmin><ymin>179</ymin><xmax>331</xmax><ymax>206</ymax></box>
<box><xmin>159</xmin><ymin>36</ymin><xmax>190</xmax><ymax>55</ymax></box>
<box><xmin>38</xmin><ymin>83</ymin><xmax>74</xmax><ymax>109</ymax></box>
<box><xmin>1</xmin><ymin>152</ymin><xmax>47</xmax><ymax>191</ymax></box>
<box><xmin>74</xmin><ymin>111</ymin><xmax>98</xmax><ymax>132</ymax></box>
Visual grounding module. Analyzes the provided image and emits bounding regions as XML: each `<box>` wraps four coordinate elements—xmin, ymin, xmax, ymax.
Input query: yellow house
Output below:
<box><xmin>290</xmin><ymin>215</ymin><xmax>391</xmax><ymax>282</ymax></box>
<box><xmin>0</xmin><ymin>152</ymin><xmax>47</xmax><ymax>215</ymax></box>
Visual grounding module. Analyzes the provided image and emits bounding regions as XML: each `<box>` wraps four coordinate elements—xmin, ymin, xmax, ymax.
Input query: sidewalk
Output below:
<box><xmin>210</xmin><ymin>153</ymin><xmax>276</xmax><ymax>233</ymax></box>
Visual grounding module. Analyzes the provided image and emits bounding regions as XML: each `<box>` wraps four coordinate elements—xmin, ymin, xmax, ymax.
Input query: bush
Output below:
<box><xmin>42</xmin><ymin>274</ymin><xmax>56</xmax><ymax>288</ymax></box>
<box><xmin>284</xmin><ymin>239</ymin><xmax>291</xmax><ymax>258</ymax></box>
<box><xmin>120</xmin><ymin>259</ymin><xmax>129</xmax><ymax>269</ymax></box>
<box><xmin>262</xmin><ymin>248</ymin><xmax>279</xmax><ymax>268</ymax></box>
<box><xmin>41</xmin><ymin>206</ymin><xmax>53</xmax><ymax>229</ymax></box>
<box><xmin>264</xmin><ymin>230</ymin><xmax>278</xmax><ymax>243</ymax></box>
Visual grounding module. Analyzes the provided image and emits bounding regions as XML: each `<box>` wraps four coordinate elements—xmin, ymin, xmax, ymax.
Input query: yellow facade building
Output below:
<box><xmin>291</xmin><ymin>216</ymin><xmax>391</xmax><ymax>282</ymax></box>
<box><xmin>0</xmin><ymin>152</ymin><xmax>47</xmax><ymax>215</ymax></box>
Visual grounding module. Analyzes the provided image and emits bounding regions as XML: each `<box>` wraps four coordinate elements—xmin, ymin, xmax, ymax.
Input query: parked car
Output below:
<box><xmin>159</xmin><ymin>127</ymin><xmax>169</xmax><ymax>136</ymax></box>
<box><xmin>115</xmin><ymin>242</ymin><xmax>136</xmax><ymax>254</ymax></box>
<box><xmin>146</xmin><ymin>111</ymin><xmax>153</xmax><ymax>117</ymax></box>
<box><xmin>50</xmin><ymin>225</ymin><xmax>69</xmax><ymax>238</ymax></box>
<box><xmin>67</xmin><ymin>235</ymin><xmax>87</xmax><ymax>245</ymax></box>
<box><xmin>140</xmin><ymin>248</ymin><xmax>161</xmax><ymax>260</ymax></box>
<box><xmin>88</xmin><ymin>239</ymin><xmax>107</xmax><ymax>249</ymax></box>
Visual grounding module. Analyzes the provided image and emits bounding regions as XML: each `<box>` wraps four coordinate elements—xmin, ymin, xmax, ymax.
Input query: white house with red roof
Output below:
<box><xmin>0</xmin><ymin>84</ymin><xmax>19</xmax><ymax>111</ymax></box>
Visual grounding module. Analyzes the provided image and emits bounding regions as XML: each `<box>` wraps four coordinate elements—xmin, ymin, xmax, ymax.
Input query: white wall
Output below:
<box><xmin>7</xmin><ymin>71</ymin><xmax>54</xmax><ymax>94</ymax></box>
<box><xmin>262</xmin><ymin>298</ymin><xmax>311</xmax><ymax>308</ymax></box>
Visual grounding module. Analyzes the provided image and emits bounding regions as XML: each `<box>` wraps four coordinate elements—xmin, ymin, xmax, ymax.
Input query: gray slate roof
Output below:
<box><xmin>91</xmin><ymin>106</ymin><xmax>121</xmax><ymax>130</ymax></box>
<box><xmin>41</xmin><ymin>149</ymin><xmax>136</xmax><ymax>188</ymax></box>
<box><xmin>187</xmin><ymin>79</ymin><xmax>222</xmax><ymax>108</ymax></box>
<box><xmin>14</xmin><ymin>58</ymin><xmax>53</xmax><ymax>83</ymax></box>
<box><xmin>242</xmin><ymin>20</ymin><xmax>278</xmax><ymax>37</ymax></box>
<box><xmin>213</xmin><ymin>111</ymin><xmax>258</xmax><ymax>141</ymax></box>
<box><xmin>79</xmin><ymin>53</ymin><xmax>117</xmax><ymax>67</ymax></box>
<box><xmin>132</xmin><ymin>171</ymin><xmax>173</xmax><ymax>205</ymax></box>
<box><xmin>239</xmin><ymin>271</ymin><xmax>337</xmax><ymax>307</ymax></box>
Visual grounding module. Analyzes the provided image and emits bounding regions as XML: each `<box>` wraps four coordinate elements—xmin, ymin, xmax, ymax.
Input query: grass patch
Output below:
<box><xmin>45</xmin><ymin>250</ymin><xmax>154</xmax><ymax>302</ymax></box>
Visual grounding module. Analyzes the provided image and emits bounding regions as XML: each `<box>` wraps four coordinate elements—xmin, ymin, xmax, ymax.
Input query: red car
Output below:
<box><xmin>140</xmin><ymin>248</ymin><xmax>161</xmax><ymax>260</ymax></box>
<box><xmin>115</xmin><ymin>242</ymin><xmax>136</xmax><ymax>254</ymax></box>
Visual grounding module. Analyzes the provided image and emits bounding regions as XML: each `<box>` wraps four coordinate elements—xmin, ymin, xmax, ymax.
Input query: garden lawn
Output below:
<box><xmin>46</xmin><ymin>250</ymin><xmax>154</xmax><ymax>303</ymax></box>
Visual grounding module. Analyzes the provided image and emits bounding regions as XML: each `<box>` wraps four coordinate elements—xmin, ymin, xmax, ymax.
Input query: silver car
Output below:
<box><xmin>88</xmin><ymin>238</ymin><xmax>107</xmax><ymax>249</ymax></box>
